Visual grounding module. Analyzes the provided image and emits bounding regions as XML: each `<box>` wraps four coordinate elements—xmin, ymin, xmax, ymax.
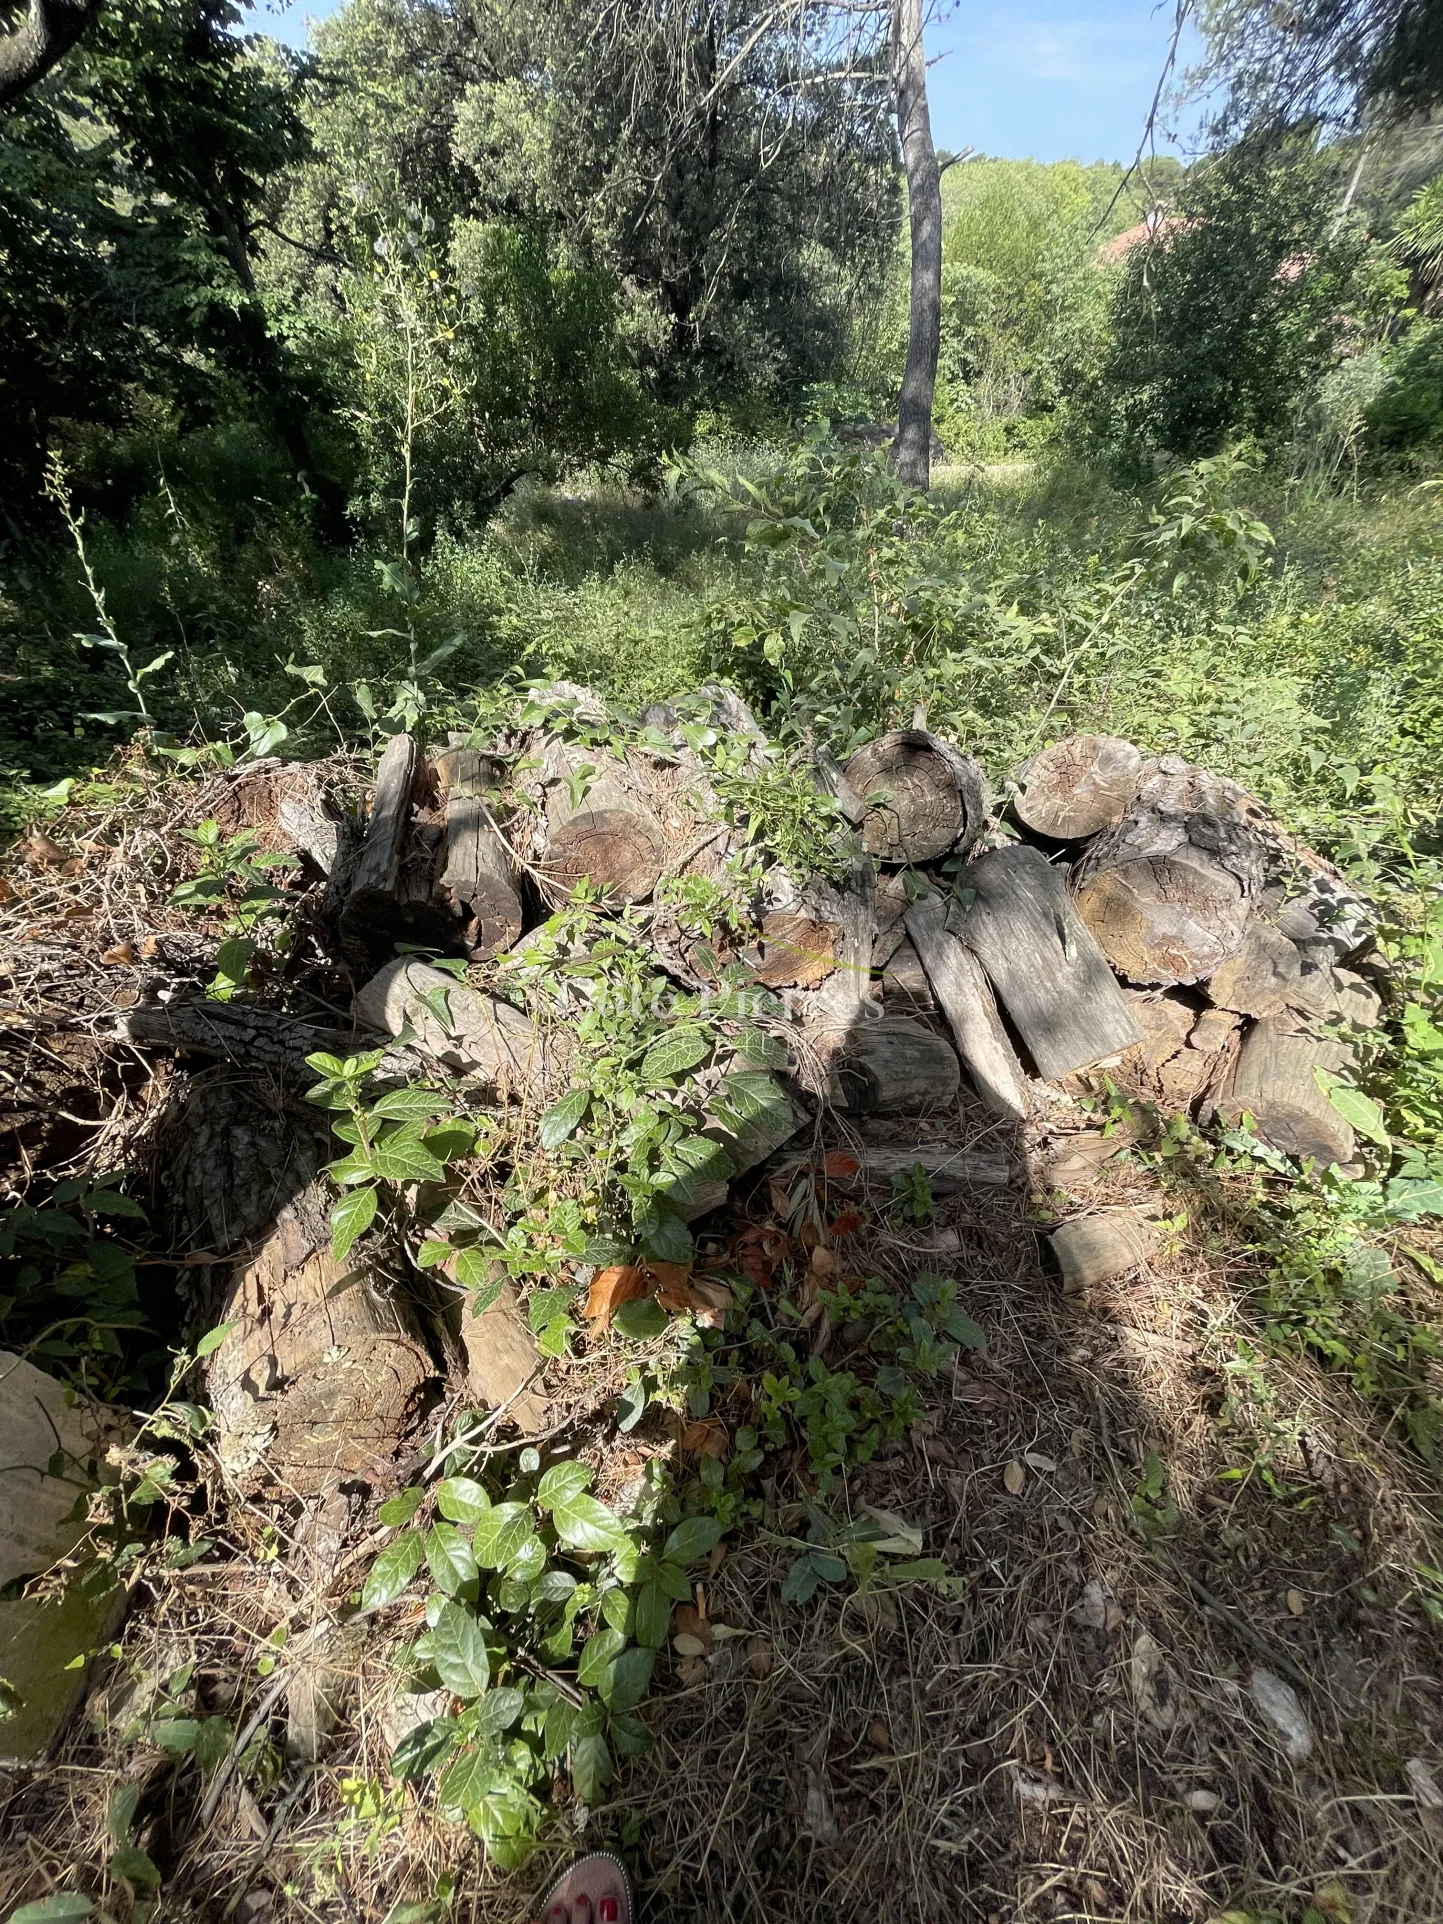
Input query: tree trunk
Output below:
<box><xmin>892</xmin><ymin>0</ymin><xmax>943</xmax><ymax>491</ymax></box>
<box><xmin>0</xmin><ymin>0</ymin><xmax>99</xmax><ymax>106</ymax></box>
<box><xmin>339</xmin><ymin>733</ymin><xmax>456</xmax><ymax>959</ymax></box>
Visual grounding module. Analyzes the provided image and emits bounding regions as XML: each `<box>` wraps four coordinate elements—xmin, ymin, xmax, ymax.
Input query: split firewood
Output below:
<box><xmin>1213</xmin><ymin>1016</ymin><xmax>1360</xmax><ymax>1167</ymax></box>
<box><xmin>1126</xmin><ymin>990</ymin><xmax>1196</xmax><ymax>1070</ymax></box>
<box><xmin>813</xmin><ymin>849</ymin><xmax>878</xmax><ymax>1022</ymax></box>
<box><xmin>204</xmin><ymin>1182</ymin><xmax>431</xmax><ymax>1495</ymax></box>
<box><xmin>831</xmin><ymin>1142</ymin><xmax>1011</xmax><ymax>1192</ymax></box>
<box><xmin>843</xmin><ymin>729</ymin><xmax>987</xmax><ymax>864</ymax></box>
<box><xmin>813</xmin><ymin>745</ymin><xmax>865</xmax><ymax>822</ymax></box>
<box><xmin>433</xmin><ymin>748</ymin><xmax>522</xmax><ymax>956</ymax></box>
<box><xmin>1207</xmin><ymin>920</ymin><xmax>1304</xmax><ymax>1017</ymax></box>
<box><xmin>1072</xmin><ymin>759</ymin><xmax>1268</xmax><ymax>986</ymax></box>
<box><xmin>904</xmin><ymin>892</ymin><xmax>1028</xmax><ymax>1122</ymax></box>
<box><xmin>124</xmin><ymin>1001</ymin><xmax>426</xmax><ymax>1106</ymax></box>
<box><xmin>445</xmin><ymin>1261</ymin><xmax>550</xmax><ymax>1435</ymax></box>
<box><xmin>871</xmin><ymin>870</ymin><xmax>911</xmax><ymax>969</ymax></box>
<box><xmin>1292</xmin><ymin>962</ymin><xmax>1383</xmax><ymax>1032</ymax></box>
<box><xmin>1050</xmin><ymin>1208</ymin><xmax>1160</xmax><ymax>1292</ymax></box>
<box><xmin>823</xmin><ymin>1013</ymin><xmax>961</xmax><ymax>1115</ymax></box>
<box><xmin>1045</xmin><ymin>1127</ymin><xmax>1139</xmax><ymax>1189</ymax></box>
<box><xmin>881</xmin><ymin>938</ymin><xmax>935</xmax><ymax>1015</ymax></box>
<box><xmin>1188</xmin><ymin>1007</ymin><xmax>1241</xmax><ymax>1056</ymax></box>
<box><xmin>539</xmin><ymin>738</ymin><xmax>665</xmax><ymax>901</ymax></box>
<box><xmin>340</xmin><ymin>732</ymin><xmax>455</xmax><ymax>955</ymax></box>
<box><xmin>1012</xmin><ymin>734</ymin><xmax>1144</xmax><ymax>840</ymax></box>
<box><xmin>354</xmin><ymin>957</ymin><xmax>554</xmax><ymax>1093</ymax></box>
<box><xmin>947</xmin><ymin>844</ymin><xmax>1142</xmax><ymax>1078</ymax></box>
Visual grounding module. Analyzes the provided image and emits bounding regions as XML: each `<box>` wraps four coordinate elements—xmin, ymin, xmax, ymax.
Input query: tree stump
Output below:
<box><xmin>434</xmin><ymin>748</ymin><xmax>523</xmax><ymax>956</ymax></box>
<box><xmin>843</xmin><ymin>730</ymin><xmax>986</xmax><ymax>864</ymax></box>
<box><xmin>1013</xmin><ymin>735</ymin><xmax>1143</xmax><ymax>840</ymax></box>
<box><xmin>1072</xmin><ymin>761</ymin><xmax>1267</xmax><ymax>985</ymax></box>
<box><xmin>949</xmin><ymin>844</ymin><xmax>1143</xmax><ymax>1078</ymax></box>
<box><xmin>904</xmin><ymin>893</ymin><xmax>1028</xmax><ymax>1121</ymax></box>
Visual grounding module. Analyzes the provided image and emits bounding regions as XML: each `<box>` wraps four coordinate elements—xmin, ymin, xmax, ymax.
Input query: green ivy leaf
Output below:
<box><xmin>438</xmin><ymin>1743</ymin><xmax>493</xmax><ymax>1815</ymax></box>
<box><xmin>361</xmin><ymin>1529</ymin><xmax>424</xmax><ymax>1610</ymax></box>
<box><xmin>634</xmin><ymin>1578</ymin><xmax>671</xmax><ymax>1649</ymax></box>
<box><xmin>1314</xmin><ymin>1067</ymin><xmax>1391</xmax><ymax>1148</ymax></box>
<box><xmin>436</xmin><ymin>1477</ymin><xmax>490</xmax><ymax>1523</ymax></box>
<box><xmin>370</xmin><ymin>1087</ymin><xmax>445</xmax><ymax>1122</ymax></box>
<box><xmin>639</xmin><ymin>1209</ymin><xmax>692</xmax><ymax>1266</ymax></box>
<box><xmin>610</xmin><ymin>1712</ymin><xmax>653</xmax><ymax>1756</ymax></box>
<box><xmin>640</xmin><ymin>1027</ymin><xmax>712</xmax><ymax>1083</ymax></box>
<box><xmin>369</xmin><ymin>1133</ymin><xmax>447</xmax><ymax>1184</ymax></box>
<box><xmin>612</xmin><ymin>1298</ymin><xmax>668</xmax><ymax>1342</ymax></box>
<box><xmin>193</xmin><ymin>1715</ymin><xmax>233</xmax><ymax>1774</ymax></box>
<box><xmin>378</xmin><ymin>1485</ymin><xmax>425</xmax><ymax>1527</ymax></box>
<box><xmin>470</xmin><ymin>1686</ymin><xmax>525</xmax><ymax>1737</ymax></box>
<box><xmin>732</xmin><ymin>1028</ymin><xmax>789</xmax><ymax>1068</ymax></box>
<box><xmin>431</xmin><ymin>1601</ymin><xmax>490</xmax><ymax>1698</ymax></box>
<box><xmin>331</xmin><ymin>1184</ymin><xmax>378</xmax><ymax>1262</ymax></box>
<box><xmin>391</xmin><ymin>1714</ymin><xmax>459</xmax><ymax>1781</ymax></box>
<box><xmin>106</xmin><ymin>1783</ymin><xmax>140</xmax><ymax>1842</ymax></box>
<box><xmin>569</xmin><ymin>1725</ymin><xmax>613</xmax><ymax>1805</ymax></box>
<box><xmin>8</xmin><ymin>1897</ymin><xmax>93</xmax><ymax>1923</ymax></box>
<box><xmin>193</xmin><ymin>1320</ymin><xmax>237</xmax><ymax>1359</ymax></box>
<box><xmin>149</xmin><ymin>1718</ymin><xmax>200</xmax><ymax>1753</ymax></box>
<box><xmin>425</xmin><ymin>1523</ymin><xmax>479</xmax><ymax>1598</ymax></box>
<box><xmin>110</xmin><ymin>1847</ymin><xmax>160</xmax><ymax>1890</ymax></box>
<box><xmin>576</xmin><ymin>1626</ymin><xmax>625</xmax><ymax>1687</ymax></box>
<box><xmin>470</xmin><ymin>1503</ymin><xmax>533</xmax><ymax>1569</ymax></box>
<box><xmin>538</xmin><ymin>1465</ymin><xmax>627</xmax><ymax>1554</ymax></box>
<box><xmin>598</xmin><ymin>1643</ymin><xmax>653</xmax><ymax>1713</ymax></box>
<box><xmin>538</xmin><ymin>1088</ymin><xmax>590</xmax><ymax>1150</ymax></box>
<box><xmin>663</xmin><ymin>1516</ymin><xmax>722</xmax><ymax>1564</ymax></box>
<box><xmin>601</xmin><ymin>1588</ymin><xmax>634</xmax><ymax>1636</ymax></box>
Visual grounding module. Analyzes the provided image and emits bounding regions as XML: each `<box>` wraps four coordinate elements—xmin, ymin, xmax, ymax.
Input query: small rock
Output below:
<box><xmin>1249</xmin><ymin>1667</ymin><xmax>1313</xmax><ymax>1762</ymax></box>
<box><xmin>1184</xmin><ymin>1788</ymin><xmax>1221</xmax><ymax>1814</ymax></box>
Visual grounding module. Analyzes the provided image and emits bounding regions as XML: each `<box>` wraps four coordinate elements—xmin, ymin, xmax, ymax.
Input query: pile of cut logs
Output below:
<box><xmin>120</xmin><ymin>690</ymin><xmax>1384</xmax><ymax>1502</ymax></box>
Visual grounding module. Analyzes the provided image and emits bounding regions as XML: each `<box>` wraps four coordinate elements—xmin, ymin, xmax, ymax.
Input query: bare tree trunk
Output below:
<box><xmin>0</xmin><ymin>0</ymin><xmax>100</xmax><ymax>107</ymax></box>
<box><xmin>892</xmin><ymin>0</ymin><xmax>942</xmax><ymax>491</ymax></box>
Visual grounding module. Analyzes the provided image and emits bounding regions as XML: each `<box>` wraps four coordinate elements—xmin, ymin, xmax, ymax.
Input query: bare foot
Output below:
<box><xmin>537</xmin><ymin>1852</ymin><xmax>630</xmax><ymax>1924</ymax></box>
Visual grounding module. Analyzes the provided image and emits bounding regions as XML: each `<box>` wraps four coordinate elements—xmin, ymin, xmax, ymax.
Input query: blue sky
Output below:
<box><xmin>239</xmin><ymin>0</ymin><xmax>1204</xmax><ymax>167</ymax></box>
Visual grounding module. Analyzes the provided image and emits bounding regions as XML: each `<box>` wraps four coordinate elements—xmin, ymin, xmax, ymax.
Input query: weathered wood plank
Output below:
<box><xmin>904</xmin><ymin>893</ymin><xmax>1029</xmax><ymax>1121</ymax></box>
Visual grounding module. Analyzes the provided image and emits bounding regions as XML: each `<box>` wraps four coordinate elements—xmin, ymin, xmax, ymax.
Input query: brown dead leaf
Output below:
<box><xmin>707</xmin><ymin>1541</ymin><xmax>727</xmax><ymax>1577</ymax></box>
<box><xmin>1286</xmin><ymin>1588</ymin><xmax>1306</xmax><ymax>1617</ymax></box>
<box><xmin>828</xmin><ymin>1208</ymin><xmax>865</xmax><ymax>1239</ymax></box>
<box><xmin>138</xmin><ymin>934</ymin><xmax>160</xmax><ymax>958</ymax></box>
<box><xmin>809</xmin><ymin>1245</ymin><xmax>838</xmax><ymax>1277</ymax></box>
<box><xmin>0</xmin><ymin>876</ymin><xmax>13</xmax><ymax>903</ymax></box>
<box><xmin>24</xmin><ymin>831</ymin><xmax>66</xmax><ymax>865</ymax></box>
<box><xmin>677</xmin><ymin>1655</ymin><xmax>708</xmax><ymax>1686</ymax></box>
<box><xmin>1003</xmin><ymin>1460</ymin><xmax>1026</xmax><ymax>1496</ymax></box>
<box><xmin>822</xmin><ymin>1151</ymin><xmax>860</xmax><ymax>1180</ymax></box>
<box><xmin>747</xmin><ymin>1634</ymin><xmax>774</xmax><ymax>1680</ymax></box>
<box><xmin>583</xmin><ymin>1264</ymin><xmax>649</xmax><ymax>1331</ymax></box>
<box><xmin>652</xmin><ymin>1267</ymin><xmax>733</xmax><ymax>1329</ymax></box>
<box><xmin>954</xmin><ymin>1379</ymin><xmax>1013</xmax><ymax>1411</ymax></box>
<box><xmin>100</xmin><ymin>942</ymin><xmax>135</xmax><ymax>966</ymax></box>
<box><xmin>682</xmin><ymin>1419</ymin><xmax>729</xmax><ymax>1461</ymax></box>
<box><xmin>732</xmin><ymin>1224</ymin><xmax>789</xmax><ymax>1289</ymax></box>
<box><xmin>673</xmin><ymin>1633</ymin><xmax>708</xmax><ymax>1658</ymax></box>
<box><xmin>674</xmin><ymin>1603</ymin><xmax>712</xmax><ymax>1646</ymax></box>
<box><xmin>867</xmin><ymin>1720</ymin><xmax>893</xmax><ymax>1753</ymax></box>
<box><xmin>767</xmin><ymin>1177</ymin><xmax>794</xmax><ymax>1219</ymax></box>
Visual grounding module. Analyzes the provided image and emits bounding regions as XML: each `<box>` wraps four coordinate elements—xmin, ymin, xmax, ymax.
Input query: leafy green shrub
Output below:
<box><xmin>1365</xmin><ymin>320</ymin><xmax>1443</xmax><ymax>455</ymax></box>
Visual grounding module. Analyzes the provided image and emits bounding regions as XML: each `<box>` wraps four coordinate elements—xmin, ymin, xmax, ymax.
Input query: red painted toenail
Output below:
<box><xmin>600</xmin><ymin>1901</ymin><xmax>619</xmax><ymax>1922</ymax></box>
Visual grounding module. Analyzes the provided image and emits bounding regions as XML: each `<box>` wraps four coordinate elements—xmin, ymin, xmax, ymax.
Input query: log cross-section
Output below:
<box><xmin>904</xmin><ymin>892</ymin><xmax>1028</xmax><ymax>1121</ymax></box>
<box><xmin>1013</xmin><ymin>734</ymin><xmax>1144</xmax><ymax>840</ymax></box>
<box><xmin>949</xmin><ymin>844</ymin><xmax>1143</xmax><ymax>1079</ymax></box>
<box><xmin>843</xmin><ymin>729</ymin><xmax>986</xmax><ymax>865</ymax></box>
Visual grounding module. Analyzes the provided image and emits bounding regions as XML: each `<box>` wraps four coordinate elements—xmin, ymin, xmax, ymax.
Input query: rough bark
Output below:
<box><xmin>823</xmin><ymin>1013</ymin><xmax>961</xmax><ymax>1115</ymax></box>
<box><xmin>905</xmin><ymin>893</ymin><xmax>1029</xmax><ymax>1121</ymax></box>
<box><xmin>844</xmin><ymin>730</ymin><xmax>986</xmax><ymax>864</ymax></box>
<box><xmin>354</xmin><ymin>957</ymin><xmax>554</xmax><ymax>1095</ymax></box>
<box><xmin>1072</xmin><ymin>767</ymin><xmax>1267</xmax><ymax>986</ymax></box>
<box><xmin>444</xmin><ymin>1264</ymin><xmax>550</xmax><ymax>1435</ymax></box>
<box><xmin>949</xmin><ymin>844</ymin><xmax>1143</xmax><ymax>1078</ymax></box>
<box><xmin>1126</xmin><ymin>990</ymin><xmax>1197</xmax><ymax>1070</ymax></box>
<box><xmin>832</xmin><ymin>1142</ymin><xmax>1011</xmax><ymax>1192</ymax></box>
<box><xmin>0</xmin><ymin>0</ymin><xmax>99</xmax><ymax>106</ymax></box>
<box><xmin>813</xmin><ymin>747</ymin><xmax>866</xmax><ymax>824</ymax></box>
<box><xmin>340</xmin><ymin>733</ymin><xmax>454</xmax><ymax>956</ymax></box>
<box><xmin>1050</xmin><ymin>1209</ymin><xmax>1160</xmax><ymax>1293</ymax></box>
<box><xmin>204</xmin><ymin>1182</ymin><xmax>431</xmax><ymax>1496</ymax></box>
<box><xmin>541</xmin><ymin>739</ymin><xmax>665</xmax><ymax>902</ymax></box>
<box><xmin>813</xmin><ymin>849</ymin><xmax>878</xmax><ymax>1021</ymax></box>
<box><xmin>1013</xmin><ymin>735</ymin><xmax>1144</xmax><ymax>840</ymax></box>
<box><xmin>434</xmin><ymin>748</ymin><xmax>522</xmax><ymax>956</ymax></box>
<box><xmin>1213</xmin><ymin>1016</ymin><xmax>1359</xmax><ymax>1167</ymax></box>
<box><xmin>891</xmin><ymin>0</ymin><xmax>943</xmax><ymax>490</ymax></box>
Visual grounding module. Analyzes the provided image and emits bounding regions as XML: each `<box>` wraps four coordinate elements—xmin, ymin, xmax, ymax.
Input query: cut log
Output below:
<box><xmin>754</xmin><ymin>911</ymin><xmax>841</xmax><ymax>989</ymax></box>
<box><xmin>1188</xmin><ymin>1007</ymin><xmax>1241</xmax><ymax>1056</ymax></box>
<box><xmin>814</xmin><ymin>746</ymin><xmax>866</xmax><ymax>823</ymax></box>
<box><xmin>881</xmin><ymin>938</ymin><xmax>935</xmax><ymax>1015</ymax></box>
<box><xmin>445</xmin><ymin>1265</ymin><xmax>550</xmax><ymax>1435</ymax></box>
<box><xmin>1126</xmin><ymin>991</ymin><xmax>1195</xmax><ymax>1070</ymax></box>
<box><xmin>844</xmin><ymin>730</ymin><xmax>987</xmax><ymax>865</ymax></box>
<box><xmin>200</xmin><ymin>758</ymin><xmax>341</xmax><ymax>873</ymax></box>
<box><xmin>340</xmin><ymin>732</ymin><xmax>455</xmax><ymax>955</ymax></box>
<box><xmin>355</xmin><ymin>957</ymin><xmax>554</xmax><ymax>1094</ymax></box>
<box><xmin>124</xmin><ymin>1000</ymin><xmax>426</xmax><ymax>1102</ymax></box>
<box><xmin>1213</xmin><ymin>1016</ymin><xmax>1358</xmax><ymax>1167</ymax></box>
<box><xmin>1072</xmin><ymin>766</ymin><xmax>1267</xmax><ymax>986</ymax></box>
<box><xmin>905</xmin><ymin>893</ymin><xmax>1028</xmax><ymax>1122</ymax></box>
<box><xmin>948</xmin><ymin>844</ymin><xmax>1143</xmax><ymax>1079</ymax></box>
<box><xmin>1045</xmin><ymin>1127</ymin><xmax>1138</xmax><ymax>1190</ymax></box>
<box><xmin>832</xmin><ymin>1143</ymin><xmax>1011</xmax><ymax>1191</ymax></box>
<box><xmin>823</xmin><ymin>1014</ymin><xmax>961</xmax><ymax>1115</ymax></box>
<box><xmin>1207</xmin><ymin>920</ymin><xmax>1303</xmax><ymax>1017</ymax></box>
<box><xmin>541</xmin><ymin>740</ymin><xmax>665</xmax><ymax>902</ymax></box>
<box><xmin>1013</xmin><ymin>735</ymin><xmax>1143</xmax><ymax>840</ymax></box>
<box><xmin>434</xmin><ymin>748</ymin><xmax>523</xmax><ymax>957</ymax></box>
<box><xmin>813</xmin><ymin>849</ymin><xmax>878</xmax><ymax>1022</ymax></box>
<box><xmin>1050</xmin><ymin>1209</ymin><xmax>1160</xmax><ymax>1292</ymax></box>
<box><xmin>204</xmin><ymin>1182</ymin><xmax>431</xmax><ymax>1495</ymax></box>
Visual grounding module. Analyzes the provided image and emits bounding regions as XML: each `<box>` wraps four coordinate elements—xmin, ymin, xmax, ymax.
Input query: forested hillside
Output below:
<box><xmin>5</xmin><ymin>2</ymin><xmax>1443</xmax><ymax>1921</ymax></box>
